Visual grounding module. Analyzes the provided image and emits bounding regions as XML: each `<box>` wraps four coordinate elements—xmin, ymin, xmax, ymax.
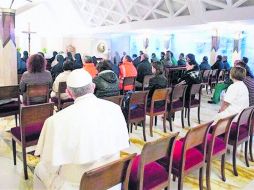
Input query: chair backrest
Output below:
<box><xmin>20</xmin><ymin>103</ymin><xmax>54</xmax><ymax>127</ymax></box>
<box><xmin>186</xmin><ymin>84</ymin><xmax>202</xmax><ymax>106</ymax></box>
<box><xmin>150</xmin><ymin>88</ymin><xmax>171</xmax><ymax>113</ymax></box>
<box><xmin>211</xmin><ymin>69</ymin><xmax>218</xmax><ymax>81</ymax></box>
<box><xmin>202</xmin><ymin>70</ymin><xmax>211</xmax><ymax>83</ymax></box>
<box><xmin>58</xmin><ymin>82</ymin><xmax>67</xmax><ymax>94</ymax></box>
<box><xmin>129</xmin><ymin>91</ymin><xmax>148</xmax><ymax>106</ymax></box>
<box><xmin>208</xmin><ymin>114</ymin><xmax>237</xmax><ymax>157</ymax></box>
<box><xmin>26</xmin><ymin>84</ymin><xmax>49</xmax><ymax>105</ymax></box>
<box><xmin>103</xmin><ymin>95</ymin><xmax>124</xmax><ymax>107</ymax></box>
<box><xmin>80</xmin><ymin>153</ymin><xmax>137</xmax><ymax>190</ymax></box>
<box><xmin>137</xmin><ymin>132</ymin><xmax>179</xmax><ymax>190</ymax></box>
<box><xmin>123</xmin><ymin>77</ymin><xmax>136</xmax><ymax>91</ymax></box>
<box><xmin>217</xmin><ymin>70</ymin><xmax>225</xmax><ymax>82</ymax></box>
<box><xmin>0</xmin><ymin>85</ymin><xmax>19</xmax><ymax>100</ymax></box>
<box><xmin>142</xmin><ymin>75</ymin><xmax>154</xmax><ymax>91</ymax></box>
<box><xmin>171</xmin><ymin>85</ymin><xmax>187</xmax><ymax>102</ymax></box>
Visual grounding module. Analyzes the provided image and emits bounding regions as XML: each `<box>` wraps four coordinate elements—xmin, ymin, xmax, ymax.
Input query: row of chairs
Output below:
<box><xmin>80</xmin><ymin>106</ymin><xmax>254</xmax><ymax>190</ymax></box>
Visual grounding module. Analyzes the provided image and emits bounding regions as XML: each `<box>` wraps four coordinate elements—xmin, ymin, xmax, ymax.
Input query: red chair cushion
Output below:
<box><xmin>11</xmin><ymin>122</ymin><xmax>43</xmax><ymax>142</ymax></box>
<box><xmin>172</xmin><ymin>100</ymin><xmax>184</xmax><ymax>109</ymax></box>
<box><xmin>147</xmin><ymin>106</ymin><xmax>165</xmax><ymax>113</ymax></box>
<box><xmin>173</xmin><ymin>140</ymin><xmax>203</xmax><ymax>171</ymax></box>
<box><xmin>0</xmin><ymin>101</ymin><xmax>19</xmax><ymax>113</ymax></box>
<box><xmin>130</xmin><ymin>105</ymin><xmax>145</xmax><ymax>120</ymax></box>
<box><xmin>207</xmin><ymin>134</ymin><xmax>226</xmax><ymax>155</ymax></box>
<box><xmin>129</xmin><ymin>155</ymin><xmax>168</xmax><ymax>190</ymax></box>
<box><xmin>229</xmin><ymin>122</ymin><xmax>249</xmax><ymax>141</ymax></box>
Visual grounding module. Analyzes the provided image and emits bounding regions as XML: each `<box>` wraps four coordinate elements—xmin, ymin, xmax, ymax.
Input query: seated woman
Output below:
<box><xmin>51</xmin><ymin>54</ymin><xmax>65</xmax><ymax>81</ymax></box>
<box><xmin>50</xmin><ymin>60</ymin><xmax>73</xmax><ymax>101</ymax></box>
<box><xmin>147</xmin><ymin>61</ymin><xmax>167</xmax><ymax>109</ymax></box>
<box><xmin>93</xmin><ymin>60</ymin><xmax>120</xmax><ymax>98</ymax></box>
<box><xmin>20</xmin><ymin>53</ymin><xmax>52</xmax><ymax>104</ymax></box>
<box><xmin>214</xmin><ymin>66</ymin><xmax>249</xmax><ymax>122</ymax></box>
<box><xmin>177</xmin><ymin>53</ymin><xmax>201</xmax><ymax>102</ymax></box>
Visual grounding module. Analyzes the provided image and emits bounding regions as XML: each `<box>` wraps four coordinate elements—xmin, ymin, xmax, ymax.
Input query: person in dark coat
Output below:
<box><xmin>136</xmin><ymin>53</ymin><xmax>152</xmax><ymax>85</ymax></box>
<box><xmin>222</xmin><ymin>56</ymin><xmax>231</xmax><ymax>71</ymax></box>
<box><xmin>177</xmin><ymin>53</ymin><xmax>186</xmax><ymax>66</ymax></box>
<box><xmin>242</xmin><ymin>57</ymin><xmax>254</xmax><ymax>78</ymax></box>
<box><xmin>93</xmin><ymin>60</ymin><xmax>120</xmax><ymax>98</ymax></box>
<box><xmin>199</xmin><ymin>56</ymin><xmax>211</xmax><ymax>70</ymax></box>
<box><xmin>178</xmin><ymin>53</ymin><xmax>201</xmax><ymax>102</ymax></box>
<box><xmin>211</xmin><ymin>55</ymin><xmax>224</xmax><ymax>71</ymax></box>
<box><xmin>51</xmin><ymin>54</ymin><xmax>65</xmax><ymax>81</ymax></box>
<box><xmin>147</xmin><ymin>61</ymin><xmax>168</xmax><ymax>109</ymax></box>
<box><xmin>66</xmin><ymin>52</ymin><xmax>74</xmax><ymax>62</ymax></box>
<box><xmin>73</xmin><ymin>53</ymin><xmax>83</xmax><ymax>69</ymax></box>
<box><xmin>17</xmin><ymin>51</ymin><xmax>27</xmax><ymax>74</ymax></box>
<box><xmin>21</xmin><ymin>51</ymin><xmax>29</xmax><ymax>63</ymax></box>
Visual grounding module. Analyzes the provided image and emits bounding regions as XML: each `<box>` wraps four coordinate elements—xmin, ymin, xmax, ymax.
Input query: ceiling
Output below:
<box><xmin>1</xmin><ymin>0</ymin><xmax>254</xmax><ymax>36</ymax></box>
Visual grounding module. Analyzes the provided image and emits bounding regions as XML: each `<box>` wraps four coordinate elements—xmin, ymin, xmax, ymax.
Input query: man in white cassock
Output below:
<box><xmin>33</xmin><ymin>69</ymin><xmax>130</xmax><ymax>190</ymax></box>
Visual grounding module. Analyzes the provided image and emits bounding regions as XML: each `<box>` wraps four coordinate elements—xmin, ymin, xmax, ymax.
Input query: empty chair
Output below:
<box><xmin>127</xmin><ymin>91</ymin><xmax>149</xmax><ymax>141</ymax></box>
<box><xmin>11</xmin><ymin>103</ymin><xmax>54</xmax><ymax>179</ymax></box>
<box><xmin>129</xmin><ymin>133</ymin><xmax>179</xmax><ymax>190</ymax></box>
<box><xmin>146</xmin><ymin>88</ymin><xmax>171</xmax><ymax>137</ymax></box>
<box><xmin>25</xmin><ymin>84</ymin><xmax>50</xmax><ymax>105</ymax></box>
<box><xmin>201</xmin><ymin>70</ymin><xmax>211</xmax><ymax>94</ymax></box>
<box><xmin>80</xmin><ymin>153</ymin><xmax>136</xmax><ymax>190</ymax></box>
<box><xmin>0</xmin><ymin>85</ymin><xmax>20</xmax><ymax>127</ymax></box>
<box><xmin>167</xmin><ymin>85</ymin><xmax>187</xmax><ymax>131</ymax></box>
<box><xmin>51</xmin><ymin>82</ymin><xmax>74</xmax><ymax>111</ymax></box>
<box><xmin>159</xmin><ymin>122</ymin><xmax>212</xmax><ymax>190</ymax></box>
<box><xmin>228</xmin><ymin>106</ymin><xmax>254</xmax><ymax>176</ymax></box>
<box><xmin>142</xmin><ymin>75</ymin><xmax>154</xmax><ymax>91</ymax></box>
<box><xmin>103</xmin><ymin>95</ymin><xmax>124</xmax><ymax>107</ymax></box>
<box><xmin>122</xmin><ymin>77</ymin><xmax>136</xmax><ymax>95</ymax></box>
<box><xmin>185</xmin><ymin>84</ymin><xmax>203</xmax><ymax>126</ymax></box>
<box><xmin>205</xmin><ymin>114</ymin><xmax>236</xmax><ymax>190</ymax></box>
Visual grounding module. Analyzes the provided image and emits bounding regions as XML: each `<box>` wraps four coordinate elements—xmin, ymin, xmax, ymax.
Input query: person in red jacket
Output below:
<box><xmin>83</xmin><ymin>56</ymin><xmax>98</xmax><ymax>78</ymax></box>
<box><xmin>119</xmin><ymin>55</ymin><xmax>137</xmax><ymax>91</ymax></box>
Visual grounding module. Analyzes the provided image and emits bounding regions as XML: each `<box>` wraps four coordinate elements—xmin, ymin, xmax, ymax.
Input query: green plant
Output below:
<box><xmin>42</xmin><ymin>48</ymin><xmax>47</xmax><ymax>54</ymax></box>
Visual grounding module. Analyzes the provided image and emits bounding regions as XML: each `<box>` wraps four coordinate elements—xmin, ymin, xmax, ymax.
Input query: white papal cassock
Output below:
<box><xmin>34</xmin><ymin>93</ymin><xmax>130</xmax><ymax>190</ymax></box>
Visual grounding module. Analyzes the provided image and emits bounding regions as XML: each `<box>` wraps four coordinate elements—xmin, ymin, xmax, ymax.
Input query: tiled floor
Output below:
<box><xmin>0</xmin><ymin>90</ymin><xmax>253</xmax><ymax>190</ymax></box>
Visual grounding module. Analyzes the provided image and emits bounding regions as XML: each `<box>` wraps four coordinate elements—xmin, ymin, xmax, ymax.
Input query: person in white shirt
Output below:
<box><xmin>34</xmin><ymin>69</ymin><xmax>130</xmax><ymax>190</ymax></box>
<box><xmin>50</xmin><ymin>60</ymin><xmax>73</xmax><ymax>100</ymax></box>
<box><xmin>214</xmin><ymin>66</ymin><xmax>249</xmax><ymax>122</ymax></box>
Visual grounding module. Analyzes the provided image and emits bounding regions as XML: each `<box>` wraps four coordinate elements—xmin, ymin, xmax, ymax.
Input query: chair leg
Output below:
<box><xmin>155</xmin><ymin>116</ymin><xmax>157</xmax><ymax>126</ymax></box>
<box><xmin>142</xmin><ymin>121</ymin><xmax>146</xmax><ymax>142</ymax></box>
<box><xmin>206</xmin><ymin>84</ymin><xmax>208</xmax><ymax>94</ymax></box>
<box><xmin>198</xmin><ymin>106</ymin><xmax>201</xmax><ymax>124</ymax></box>
<box><xmin>187</xmin><ymin>108</ymin><xmax>191</xmax><ymax>127</ymax></box>
<box><xmin>168</xmin><ymin>114</ymin><xmax>173</xmax><ymax>131</ymax></box>
<box><xmin>250</xmin><ymin>135</ymin><xmax>254</xmax><ymax>162</ymax></box>
<box><xmin>181</xmin><ymin>110</ymin><xmax>185</xmax><ymax>129</ymax></box>
<box><xmin>22</xmin><ymin>146</ymin><xmax>28</xmax><ymax>180</ymax></box>
<box><xmin>232</xmin><ymin>144</ymin><xmax>238</xmax><ymax>176</ymax></box>
<box><xmin>14</xmin><ymin>114</ymin><xmax>18</xmax><ymax>127</ymax></box>
<box><xmin>206</xmin><ymin>160</ymin><xmax>211</xmax><ymax>190</ymax></box>
<box><xmin>149</xmin><ymin>116</ymin><xmax>153</xmax><ymax>137</ymax></box>
<box><xmin>199</xmin><ymin>167</ymin><xmax>204</xmax><ymax>190</ymax></box>
<box><xmin>221</xmin><ymin>154</ymin><xmax>226</xmax><ymax>182</ymax></box>
<box><xmin>178</xmin><ymin>175</ymin><xmax>183</xmax><ymax>190</ymax></box>
<box><xmin>173</xmin><ymin>174</ymin><xmax>176</xmax><ymax>181</ymax></box>
<box><xmin>163</xmin><ymin>113</ymin><xmax>166</xmax><ymax>133</ymax></box>
<box><xmin>12</xmin><ymin>139</ymin><xmax>16</xmax><ymax>165</ymax></box>
<box><xmin>245</xmin><ymin>141</ymin><xmax>250</xmax><ymax>167</ymax></box>
<box><xmin>185</xmin><ymin>108</ymin><xmax>187</xmax><ymax>118</ymax></box>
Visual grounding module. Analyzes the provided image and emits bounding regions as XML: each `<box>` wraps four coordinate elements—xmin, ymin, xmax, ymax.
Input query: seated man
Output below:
<box><xmin>214</xmin><ymin>66</ymin><xmax>249</xmax><ymax>122</ymax></box>
<box><xmin>34</xmin><ymin>69</ymin><xmax>129</xmax><ymax>190</ymax></box>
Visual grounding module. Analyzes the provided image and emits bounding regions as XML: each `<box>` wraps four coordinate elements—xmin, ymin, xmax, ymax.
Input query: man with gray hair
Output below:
<box><xmin>34</xmin><ymin>69</ymin><xmax>129</xmax><ymax>190</ymax></box>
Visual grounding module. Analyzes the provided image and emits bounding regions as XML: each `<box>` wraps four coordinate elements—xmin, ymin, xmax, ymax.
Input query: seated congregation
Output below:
<box><xmin>1</xmin><ymin>50</ymin><xmax>254</xmax><ymax>190</ymax></box>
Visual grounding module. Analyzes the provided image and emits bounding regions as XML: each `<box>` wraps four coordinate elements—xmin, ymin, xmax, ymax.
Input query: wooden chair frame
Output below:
<box><xmin>26</xmin><ymin>83</ymin><xmax>50</xmax><ymax>105</ymax></box>
<box><xmin>142</xmin><ymin>75</ymin><xmax>154</xmax><ymax>91</ymax></box>
<box><xmin>103</xmin><ymin>95</ymin><xmax>124</xmax><ymax>107</ymax></box>
<box><xmin>122</xmin><ymin>77</ymin><xmax>136</xmax><ymax>94</ymax></box>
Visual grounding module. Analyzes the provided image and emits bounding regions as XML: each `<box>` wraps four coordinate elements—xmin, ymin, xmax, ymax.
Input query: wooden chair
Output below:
<box><xmin>146</xmin><ymin>88</ymin><xmax>171</xmax><ymax>137</ymax></box>
<box><xmin>249</xmin><ymin>113</ymin><xmax>254</xmax><ymax>162</ymax></box>
<box><xmin>0</xmin><ymin>85</ymin><xmax>20</xmax><ymax>127</ymax></box>
<box><xmin>160</xmin><ymin>122</ymin><xmax>212</xmax><ymax>190</ymax></box>
<box><xmin>201</xmin><ymin>70</ymin><xmax>211</xmax><ymax>94</ymax></box>
<box><xmin>228</xmin><ymin>106</ymin><xmax>254</xmax><ymax>176</ymax></box>
<box><xmin>25</xmin><ymin>84</ymin><xmax>50</xmax><ymax>105</ymax></box>
<box><xmin>129</xmin><ymin>133</ymin><xmax>179</xmax><ymax>190</ymax></box>
<box><xmin>142</xmin><ymin>75</ymin><xmax>154</xmax><ymax>91</ymax></box>
<box><xmin>127</xmin><ymin>91</ymin><xmax>149</xmax><ymax>141</ymax></box>
<box><xmin>185</xmin><ymin>84</ymin><xmax>203</xmax><ymax>126</ymax></box>
<box><xmin>51</xmin><ymin>82</ymin><xmax>73</xmax><ymax>111</ymax></box>
<box><xmin>217</xmin><ymin>70</ymin><xmax>225</xmax><ymax>83</ymax></box>
<box><xmin>167</xmin><ymin>85</ymin><xmax>187</xmax><ymax>131</ymax></box>
<box><xmin>209</xmin><ymin>69</ymin><xmax>218</xmax><ymax>93</ymax></box>
<box><xmin>205</xmin><ymin>114</ymin><xmax>236</xmax><ymax>190</ymax></box>
<box><xmin>103</xmin><ymin>95</ymin><xmax>124</xmax><ymax>107</ymax></box>
<box><xmin>80</xmin><ymin>153</ymin><xmax>136</xmax><ymax>190</ymax></box>
<box><xmin>122</xmin><ymin>77</ymin><xmax>136</xmax><ymax>94</ymax></box>
<box><xmin>11</xmin><ymin>103</ymin><xmax>54</xmax><ymax>179</ymax></box>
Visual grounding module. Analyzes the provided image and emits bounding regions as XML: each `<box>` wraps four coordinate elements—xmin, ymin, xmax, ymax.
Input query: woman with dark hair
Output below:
<box><xmin>19</xmin><ymin>54</ymin><xmax>52</xmax><ymax>102</ymax></box>
<box><xmin>51</xmin><ymin>60</ymin><xmax>73</xmax><ymax>100</ymax></box>
<box><xmin>51</xmin><ymin>54</ymin><xmax>65</xmax><ymax>81</ymax></box>
<box><xmin>178</xmin><ymin>53</ymin><xmax>201</xmax><ymax>101</ymax></box>
<box><xmin>93</xmin><ymin>60</ymin><xmax>119</xmax><ymax>98</ymax></box>
<box><xmin>73</xmin><ymin>53</ymin><xmax>83</xmax><ymax>69</ymax></box>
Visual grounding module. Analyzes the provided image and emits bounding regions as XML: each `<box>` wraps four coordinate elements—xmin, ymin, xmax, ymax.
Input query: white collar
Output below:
<box><xmin>74</xmin><ymin>93</ymin><xmax>96</xmax><ymax>104</ymax></box>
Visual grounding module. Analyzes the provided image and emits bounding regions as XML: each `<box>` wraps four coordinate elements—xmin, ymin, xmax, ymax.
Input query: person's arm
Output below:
<box><xmin>219</xmin><ymin>100</ymin><xmax>230</xmax><ymax>113</ymax></box>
